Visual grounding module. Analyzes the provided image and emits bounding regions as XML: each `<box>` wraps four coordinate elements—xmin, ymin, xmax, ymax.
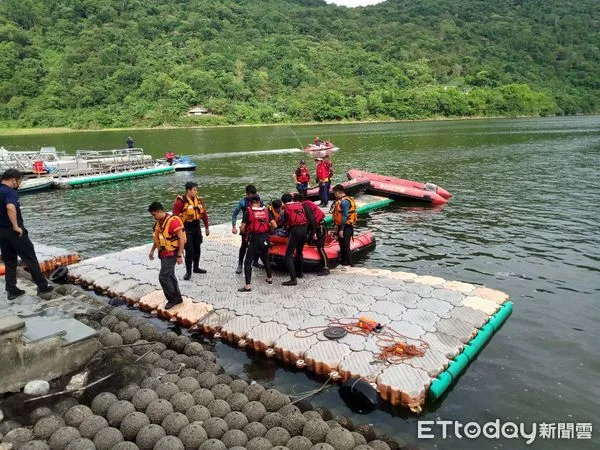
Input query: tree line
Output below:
<box><xmin>0</xmin><ymin>0</ymin><xmax>598</xmax><ymax>129</ymax></box>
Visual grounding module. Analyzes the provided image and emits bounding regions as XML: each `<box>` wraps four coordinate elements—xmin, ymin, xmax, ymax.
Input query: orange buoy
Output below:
<box><xmin>0</xmin><ymin>262</ymin><xmax>5</xmax><ymax>276</ymax></box>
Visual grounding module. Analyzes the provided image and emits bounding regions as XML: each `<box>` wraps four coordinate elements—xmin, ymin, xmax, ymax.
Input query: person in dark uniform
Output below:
<box><xmin>0</xmin><ymin>169</ymin><xmax>53</xmax><ymax>299</ymax></box>
<box><xmin>332</xmin><ymin>184</ymin><xmax>357</xmax><ymax>270</ymax></box>
<box><xmin>238</xmin><ymin>196</ymin><xmax>276</xmax><ymax>292</ymax></box>
<box><xmin>232</xmin><ymin>185</ymin><xmax>263</xmax><ymax>273</ymax></box>
<box><xmin>280</xmin><ymin>193</ymin><xmax>315</xmax><ymax>286</ymax></box>
<box><xmin>126</xmin><ymin>136</ymin><xmax>134</xmax><ymax>148</ymax></box>
<box><xmin>173</xmin><ymin>182</ymin><xmax>210</xmax><ymax>280</ymax></box>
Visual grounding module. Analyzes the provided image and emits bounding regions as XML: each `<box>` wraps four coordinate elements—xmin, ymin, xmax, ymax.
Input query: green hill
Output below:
<box><xmin>1</xmin><ymin>0</ymin><xmax>598</xmax><ymax>128</ymax></box>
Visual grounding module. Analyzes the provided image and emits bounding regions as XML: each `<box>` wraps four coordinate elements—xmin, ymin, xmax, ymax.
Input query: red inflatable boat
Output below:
<box><xmin>305</xmin><ymin>178</ymin><xmax>370</xmax><ymax>201</ymax></box>
<box><xmin>304</xmin><ymin>142</ymin><xmax>339</xmax><ymax>157</ymax></box>
<box><xmin>268</xmin><ymin>231</ymin><xmax>376</xmax><ymax>270</ymax></box>
<box><xmin>347</xmin><ymin>169</ymin><xmax>451</xmax><ymax>205</ymax></box>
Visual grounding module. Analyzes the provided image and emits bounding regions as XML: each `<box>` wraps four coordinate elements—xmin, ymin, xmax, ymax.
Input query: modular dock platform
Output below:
<box><xmin>0</xmin><ymin>242</ymin><xmax>80</xmax><ymax>276</ymax></box>
<box><xmin>67</xmin><ymin>223</ymin><xmax>511</xmax><ymax>412</ymax></box>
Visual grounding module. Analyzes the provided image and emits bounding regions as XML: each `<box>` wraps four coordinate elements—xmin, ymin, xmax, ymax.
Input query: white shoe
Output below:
<box><xmin>339</xmin><ymin>265</ymin><xmax>349</xmax><ymax>272</ymax></box>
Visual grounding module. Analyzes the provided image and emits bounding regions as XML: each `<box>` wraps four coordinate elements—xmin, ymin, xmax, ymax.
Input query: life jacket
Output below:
<box><xmin>284</xmin><ymin>202</ymin><xmax>308</xmax><ymax>227</ymax></box>
<box><xmin>247</xmin><ymin>206</ymin><xmax>270</xmax><ymax>234</ymax></box>
<box><xmin>296</xmin><ymin>167</ymin><xmax>310</xmax><ymax>184</ymax></box>
<box><xmin>332</xmin><ymin>196</ymin><xmax>357</xmax><ymax>226</ymax></box>
<box><xmin>177</xmin><ymin>194</ymin><xmax>205</xmax><ymax>222</ymax></box>
<box><xmin>303</xmin><ymin>200</ymin><xmax>325</xmax><ymax>224</ymax></box>
<box><xmin>325</xmin><ymin>160</ymin><xmax>333</xmax><ymax>178</ymax></box>
<box><xmin>267</xmin><ymin>204</ymin><xmax>280</xmax><ymax>226</ymax></box>
<box><xmin>154</xmin><ymin>213</ymin><xmax>185</xmax><ymax>252</ymax></box>
<box><xmin>316</xmin><ymin>162</ymin><xmax>330</xmax><ymax>182</ymax></box>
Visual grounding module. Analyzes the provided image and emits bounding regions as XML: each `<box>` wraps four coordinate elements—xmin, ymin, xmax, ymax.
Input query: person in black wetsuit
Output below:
<box><xmin>280</xmin><ymin>193</ymin><xmax>315</xmax><ymax>286</ymax></box>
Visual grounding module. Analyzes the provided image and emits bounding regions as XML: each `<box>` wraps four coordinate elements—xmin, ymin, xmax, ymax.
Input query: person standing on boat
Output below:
<box><xmin>238</xmin><ymin>196</ymin><xmax>276</xmax><ymax>292</ymax></box>
<box><xmin>0</xmin><ymin>169</ymin><xmax>53</xmax><ymax>300</ymax></box>
<box><xmin>313</xmin><ymin>136</ymin><xmax>322</xmax><ymax>145</ymax></box>
<box><xmin>173</xmin><ymin>182</ymin><xmax>210</xmax><ymax>280</ymax></box>
<box><xmin>126</xmin><ymin>136</ymin><xmax>134</xmax><ymax>149</ymax></box>
<box><xmin>294</xmin><ymin>160</ymin><xmax>310</xmax><ymax>200</ymax></box>
<box><xmin>332</xmin><ymin>184</ymin><xmax>357</xmax><ymax>270</ymax></box>
<box><xmin>166</xmin><ymin>151</ymin><xmax>175</xmax><ymax>165</ymax></box>
<box><xmin>301</xmin><ymin>197</ymin><xmax>330</xmax><ymax>276</ymax></box>
<box><xmin>315</xmin><ymin>157</ymin><xmax>331</xmax><ymax>207</ymax></box>
<box><xmin>148</xmin><ymin>201</ymin><xmax>186</xmax><ymax>310</ymax></box>
<box><xmin>280</xmin><ymin>193</ymin><xmax>315</xmax><ymax>286</ymax></box>
<box><xmin>232</xmin><ymin>184</ymin><xmax>263</xmax><ymax>274</ymax></box>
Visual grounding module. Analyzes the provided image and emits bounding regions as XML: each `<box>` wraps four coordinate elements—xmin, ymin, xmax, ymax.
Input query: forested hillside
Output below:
<box><xmin>0</xmin><ymin>0</ymin><xmax>598</xmax><ymax>129</ymax></box>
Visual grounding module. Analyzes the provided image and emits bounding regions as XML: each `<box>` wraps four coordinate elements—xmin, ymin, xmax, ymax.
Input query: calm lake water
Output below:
<box><xmin>3</xmin><ymin>117</ymin><xmax>599</xmax><ymax>449</ymax></box>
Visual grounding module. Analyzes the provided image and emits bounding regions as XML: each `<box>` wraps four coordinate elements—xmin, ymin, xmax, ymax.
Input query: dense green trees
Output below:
<box><xmin>0</xmin><ymin>0</ymin><xmax>598</xmax><ymax>129</ymax></box>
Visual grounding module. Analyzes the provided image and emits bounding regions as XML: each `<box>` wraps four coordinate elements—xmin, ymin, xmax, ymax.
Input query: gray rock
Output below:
<box><xmin>171</xmin><ymin>335</ymin><xmax>191</xmax><ymax>353</ymax></box>
<box><xmin>48</xmin><ymin>426</ymin><xmax>81</xmax><ymax>450</ymax></box>
<box><xmin>106</xmin><ymin>400</ymin><xmax>135</xmax><ymax>427</ymax></box>
<box><xmin>78</xmin><ymin>415</ymin><xmax>108</xmax><ymax>439</ymax></box>
<box><xmin>333</xmin><ymin>416</ymin><xmax>354</xmax><ymax>431</ymax></box>
<box><xmin>132</xmin><ymin>389</ymin><xmax>159</xmax><ymax>412</ymax></box>
<box><xmin>34</xmin><ymin>415</ymin><xmax>66</xmax><ymax>439</ymax></box>
<box><xmin>178</xmin><ymin>422</ymin><xmax>208</xmax><ymax>449</ymax></box>
<box><xmin>179</xmin><ymin>368</ymin><xmax>200</xmax><ymax>379</ymax></box>
<box><xmin>205</xmin><ymin>361</ymin><xmax>221</xmax><ymax>374</ymax></box>
<box><xmin>24</xmin><ymin>380</ymin><xmax>50</xmax><ymax>396</ymax></box>
<box><xmin>120</xmin><ymin>412</ymin><xmax>150</xmax><ymax>441</ymax></box>
<box><xmin>90</xmin><ymin>392</ymin><xmax>119</xmax><ymax>416</ymax></box>
<box><xmin>265</xmin><ymin>427</ymin><xmax>291</xmax><ymax>447</ymax></box>
<box><xmin>135</xmin><ymin>424</ymin><xmax>166</xmax><ymax>450</ymax></box>
<box><xmin>192</xmin><ymin>388</ymin><xmax>214</xmax><ymax>407</ymax></box>
<box><xmin>197</xmin><ymin>372</ymin><xmax>218</xmax><ymax>389</ymax></box>
<box><xmin>93</xmin><ymin>427</ymin><xmax>123</xmax><ymax>450</ymax></box>
<box><xmin>64</xmin><ymin>406</ymin><xmax>93</xmax><ymax>428</ymax></box>
<box><xmin>278</xmin><ymin>405</ymin><xmax>301</xmax><ymax>417</ymax></box>
<box><xmin>121</xmin><ymin>328</ymin><xmax>141</xmax><ymax>344</ymax></box>
<box><xmin>353</xmin><ymin>446</ymin><xmax>372</xmax><ymax>450</ymax></box>
<box><xmin>203</xmin><ymin>417</ymin><xmax>228</xmax><ymax>439</ymax></box>
<box><xmin>352</xmin><ymin>432</ymin><xmax>367</xmax><ymax>446</ymax></box>
<box><xmin>145</xmin><ymin>399</ymin><xmax>173</xmax><ymax>424</ymax></box>
<box><xmin>56</xmin><ymin>398</ymin><xmax>79</xmax><ymax>415</ymax></box>
<box><xmin>368</xmin><ymin>441</ymin><xmax>391</xmax><ymax>450</ymax></box>
<box><xmin>30</xmin><ymin>407</ymin><xmax>54</xmax><ymax>422</ymax></box>
<box><xmin>177</xmin><ymin>377</ymin><xmax>200</xmax><ymax>394</ymax></box>
<box><xmin>353</xmin><ymin>425</ymin><xmax>376</xmax><ymax>442</ymax></box>
<box><xmin>189</xmin><ymin>357</ymin><xmax>206</xmax><ymax>372</ymax></box>
<box><xmin>132</xmin><ymin>342</ymin><xmax>155</xmax><ymax>356</ymax></box>
<box><xmin>243</xmin><ymin>422</ymin><xmax>268</xmax><ymax>440</ymax></box>
<box><xmin>172</xmin><ymin>354</ymin><xmax>190</xmax><ymax>366</ymax></box>
<box><xmin>170</xmin><ymin>392</ymin><xmax>195</xmax><ymax>413</ymax></box>
<box><xmin>244</xmin><ymin>384</ymin><xmax>265</xmax><ymax>402</ymax></box>
<box><xmin>224</xmin><ymin>411</ymin><xmax>248</xmax><ymax>430</ymax></box>
<box><xmin>199</xmin><ymin>439</ymin><xmax>227</xmax><ymax>450</ymax></box>
<box><xmin>310</xmin><ymin>444</ymin><xmax>334</xmax><ymax>450</ymax></box>
<box><xmin>64</xmin><ymin>437</ymin><xmax>96</xmax><ymax>450</ymax></box>
<box><xmin>229</xmin><ymin>379</ymin><xmax>249</xmax><ymax>393</ymax></box>
<box><xmin>302</xmin><ymin>412</ymin><xmax>322</xmax><ymax>422</ymax></box>
<box><xmin>140</xmin><ymin>377</ymin><xmax>161</xmax><ymax>391</ymax></box>
<box><xmin>100</xmin><ymin>316</ymin><xmax>119</xmax><ymax>329</ymax></box>
<box><xmin>156</xmin><ymin>382</ymin><xmax>180</xmax><ymax>400</ymax></box>
<box><xmin>149</xmin><ymin>368</ymin><xmax>167</xmax><ymax>378</ymax></box>
<box><xmin>314</xmin><ymin>409</ymin><xmax>332</xmax><ymax>421</ymax></box>
<box><xmin>262</xmin><ymin>412</ymin><xmax>283</xmax><ymax>429</ymax></box>
<box><xmin>216</xmin><ymin>374</ymin><xmax>233</xmax><ymax>385</ymax></box>
<box><xmin>222</xmin><ymin>429</ymin><xmax>248</xmax><ymax>448</ymax></box>
<box><xmin>242</xmin><ymin>401</ymin><xmax>267</xmax><ymax>423</ymax></box>
<box><xmin>287</xmin><ymin>436</ymin><xmax>313</xmax><ymax>450</ymax></box>
<box><xmin>100</xmin><ymin>332</ymin><xmax>123</xmax><ymax>347</ymax></box>
<box><xmin>20</xmin><ymin>440</ymin><xmax>51</xmax><ymax>450</ymax></box>
<box><xmin>117</xmin><ymin>383</ymin><xmax>140</xmax><ymax>401</ymax></box>
<box><xmin>127</xmin><ymin>317</ymin><xmax>145</xmax><ymax>328</ymax></box>
<box><xmin>154</xmin><ymin>436</ymin><xmax>185</xmax><ymax>450</ymax></box>
<box><xmin>207</xmin><ymin>399</ymin><xmax>231</xmax><ymax>418</ymax></box>
<box><xmin>211</xmin><ymin>384</ymin><xmax>232</xmax><ymax>400</ymax></box>
<box><xmin>326</xmin><ymin>421</ymin><xmax>342</xmax><ymax>430</ymax></box>
<box><xmin>260</xmin><ymin>390</ymin><xmax>290</xmax><ymax>412</ymax></box>
<box><xmin>247</xmin><ymin>436</ymin><xmax>274</xmax><ymax>450</ymax></box>
<box><xmin>227</xmin><ymin>392</ymin><xmax>249</xmax><ymax>412</ymax></box>
<box><xmin>281</xmin><ymin>414</ymin><xmax>307</xmax><ymax>436</ymax></box>
<box><xmin>112</xmin><ymin>442</ymin><xmax>139</xmax><ymax>450</ymax></box>
<box><xmin>4</xmin><ymin>427</ymin><xmax>34</xmax><ymax>448</ymax></box>
<box><xmin>183</xmin><ymin>342</ymin><xmax>204</xmax><ymax>356</ymax></box>
<box><xmin>325</xmin><ymin>428</ymin><xmax>355</xmax><ymax>450</ymax></box>
<box><xmin>160</xmin><ymin>349</ymin><xmax>177</xmax><ymax>360</ymax></box>
<box><xmin>161</xmin><ymin>374</ymin><xmax>180</xmax><ymax>384</ymax></box>
<box><xmin>0</xmin><ymin>420</ymin><xmax>20</xmax><ymax>435</ymax></box>
<box><xmin>303</xmin><ymin>420</ymin><xmax>330</xmax><ymax>443</ymax></box>
<box><xmin>113</xmin><ymin>321</ymin><xmax>129</xmax><ymax>334</ymax></box>
<box><xmin>138</xmin><ymin>323</ymin><xmax>158</xmax><ymax>341</ymax></box>
<box><xmin>161</xmin><ymin>412</ymin><xmax>189</xmax><ymax>436</ymax></box>
<box><xmin>200</xmin><ymin>351</ymin><xmax>216</xmax><ymax>363</ymax></box>
<box><xmin>184</xmin><ymin>405</ymin><xmax>210</xmax><ymax>423</ymax></box>
<box><xmin>154</xmin><ymin>359</ymin><xmax>174</xmax><ymax>371</ymax></box>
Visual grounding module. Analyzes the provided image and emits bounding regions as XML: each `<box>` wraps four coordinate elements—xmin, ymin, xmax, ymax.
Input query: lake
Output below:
<box><xmin>2</xmin><ymin>116</ymin><xmax>599</xmax><ymax>449</ymax></box>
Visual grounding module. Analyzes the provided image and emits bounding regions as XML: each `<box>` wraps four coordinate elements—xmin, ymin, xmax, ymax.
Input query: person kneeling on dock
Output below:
<box><xmin>173</xmin><ymin>182</ymin><xmax>210</xmax><ymax>280</ymax></box>
<box><xmin>281</xmin><ymin>193</ymin><xmax>315</xmax><ymax>286</ymax></box>
<box><xmin>238</xmin><ymin>196</ymin><xmax>277</xmax><ymax>292</ymax></box>
<box><xmin>148</xmin><ymin>202</ymin><xmax>186</xmax><ymax>310</ymax></box>
<box><xmin>332</xmin><ymin>184</ymin><xmax>357</xmax><ymax>271</ymax></box>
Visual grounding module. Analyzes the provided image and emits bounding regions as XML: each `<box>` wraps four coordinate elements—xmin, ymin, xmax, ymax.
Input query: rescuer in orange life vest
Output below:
<box><xmin>332</xmin><ymin>184</ymin><xmax>357</xmax><ymax>270</ymax></box>
<box><xmin>238</xmin><ymin>196</ymin><xmax>277</xmax><ymax>292</ymax></box>
<box><xmin>280</xmin><ymin>193</ymin><xmax>315</xmax><ymax>285</ymax></box>
<box><xmin>294</xmin><ymin>159</ymin><xmax>310</xmax><ymax>200</ymax></box>
<box><xmin>173</xmin><ymin>181</ymin><xmax>210</xmax><ymax>280</ymax></box>
<box><xmin>148</xmin><ymin>201</ymin><xmax>186</xmax><ymax>309</ymax></box>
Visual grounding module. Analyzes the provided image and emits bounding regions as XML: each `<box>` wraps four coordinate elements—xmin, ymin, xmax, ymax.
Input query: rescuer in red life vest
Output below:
<box><xmin>166</xmin><ymin>151</ymin><xmax>175</xmax><ymax>165</ymax></box>
<box><xmin>238</xmin><ymin>196</ymin><xmax>277</xmax><ymax>292</ymax></box>
<box><xmin>298</xmin><ymin>195</ymin><xmax>330</xmax><ymax>276</ymax></box>
<box><xmin>280</xmin><ymin>193</ymin><xmax>315</xmax><ymax>285</ymax></box>
<box><xmin>294</xmin><ymin>160</ymin><xmax>310</xmax><ymax>200</ymax></box>
<box><xmin>315</xmin><ymin>157</ymin><xmax>331</xmax><ymax>207</ymax></box>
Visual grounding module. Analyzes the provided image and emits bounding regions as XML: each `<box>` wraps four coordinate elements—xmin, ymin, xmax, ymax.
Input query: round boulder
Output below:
<box><xmin>65</xmin><ymin>438</ymin><xmax>96</xmax><ymax>450</ymax></box>
<box><xmin>90</xmin><ymin>392</ymin><xmax>119</xmax><ymax>416</ymax></box>
<box><xmin>302</xmin><ymin>411</ymin><xmax>322</xmax><ymax>422</ymax></box>
<box><xmin>203</xmin><ymin>417</ymin><xmax>228</xmax><ymax>440</ymax></box>
<box><xmin>106</xmin><ymin>400</ymin><xmax>136</xmax><ymax>427</ymax></box>
<box><xmin>333</xmin><ymin>415</ymin><xmax>354</xmax><ymax>431</ymax></box>
<box><xmin>180</xmin><ymin>368</ymin><xmax>200</xmax><ymax>380</ymax></box>
<box><xmin>229</xmin><ymin>379</ymin><xmax>249</xmax><ymax>393</ymax></box>
<box><xmin>112</xmin><ymin>442</ymin><xmax>139</xmax><ymax>450</ymax></box>
<box><xmin>30</xmin><ymin>406</ymin><xmax>53</xmax><ymax>422</ymax></box>
<box><xmin>117</xmin><ymin>383</ymin><xmax>140</xmax><ymax>401</ymax></box>
<box><xmin>207</xmin><ymin>399</ymin><xmax>231</xmax><ymax>418</ymax></box>
<box><xmin>155</xmin><ymin>382</ymin><xmax>180</xmax><ymax>400</ymax></box>
<box><xmin>325</xmin><ymin>428</ymin><xmax>354</xmax><ymax>450</ymax></box>
<box><xmin>243</xmin><ymin>422</ymin><xmax>268</xmax><ymax>440</ymax></box>
<box><xmin>242</xmin><ymin>401</ymin><xmax>267</xmax><ymax>423</ymax></box>
<box><xmin>352</xmin><ymin>432</ymin><xmax>367</xmax><ymax>446</ymax></box>
<box><xmin>216</xmin><ymin>374</ymin><xmax>233</xmax><ymax>385</ymax></box>
<box><xmin>260</xmin><ymin>390</ymin><xmax>290</xmax><ymax>412</ymax></box>
<box><xmin>172</xmin><ymin>354</ymin><xmax>190</xmax><ymax>366</ymax></box>
<box><xmin>93</xmin><ymin>427</ymin><xmax>123</xmax><ymax>450</ymax></box>
<box><xmin>211</xmin><ymin>384</ymin><xmax>232</xmax><ymax>400</ymax></box>
<box><xmin>145</xmin><ymin>399</ymin><xmax>173</xmax><ymax>424</ymax></box>
<box><xmin>20</xmin><ymin>440</ymin><xmax>50</xmax><ymax>450</ymax></box>
<box><xmin>368</xmin><ymin>440</ymin><xmax>391</xmax><ymax>450</ymax></box>
<box><xmin>303</xmin><ymin>420</ymin><xmax>330</xmax><ymax>443</ymax></box>
<box><xmin>24</xmin><ymin>380</ymin><xmax>50</xmax><ymax>396</ymax></box>
<box><xmin>140</xmin><ymin>376</ymin><xmax>161</xmax><ymax>391</ymax></box>
<box><xmin>192</xmin><ymin>388</ymin><xmax>214</xmax><ymax>407</ymax></box>
<box><xmin>278</xmin><ymin>405</ymin><xmax>301</xmax><ymax>417</ymax></box>
<box><xmin>281</xmin><ymin>414</ymin><xmax>307</xmax><ymax>436</ymax></box>
<box><xmin>135</xmin><ymin>424</ymin><xmax>166</xmax><ymax>450</ymax></box>
<box><xmin>64</xmin><ymin>405</ymin><xmax>93</xmax><ymax>428</ymax></box>
<box><xmin>113</xmin><ymin>321</ymin><xmax>129</xmax><ymax>334</ymax></box>
<box><xmin>265</xmin><ymin>427</ymin><xmax>291</xmax><ymax>447</ymax></box>
<box><xmin>34</xmin><ymin>415</ymin><xmax>66</xmax><ymax>439</ymax></box>
<box><xmin>171</xmin><ymin>335</ymin><xmax>191</xmax><ymax>353</ymax></box>
<box><xmin>247</xmin><ymin>436</ymin><xmax>274</xmax><ymax>450</ymax></box>
<box><xmin>160</xmin><ymin>349</ymin><xmax>177</xmax><ymax>361</ymax></box>
<box><xmin>177</xmin><ymin>377</ymin><xmax>200</xmax><ymax>394</ymax></box>
<box><xmin>224</xmin><ymin>411</ymin><xmax>248</xmax><ymax>430</ymax></box>
<box><xmin>100</xmin><ymin>332</ymin><xmax>123</xmax><ymax>347</ymax></box>
<box><xmin>287</xmin><ymin>435</ymin><xmax>313</xmax><ymax>450</ymax></box>
<box><xmin>199</xmin><ymin>439</ymin><xmax>227</xmax><ymax>450</ymax></box>
<box><xmin>161</xmin><ymin>374</ymin><xmax>180</xmax><ymax>385</ymax></box>
<box><xmin>178</xmin><ymin>422</ymin><xmax>208</xmax><ymax>449</ymax></box>
<box><xmin>161</xmin><ymin>412</ymin><xmax>189</xmax><ymax>436</ymax></box>
<box><xmin>183</xmin><ymin>342</ymin><xmax>204</xmax><ymax>356</ymax></box>
<box><xmin>48</xmin><ymin>426</ymin><xmax>81</xmax><ymax>450</ymax></box>
<box><xmin>310</xmin><ymin>444</ymin><xmax>334</xmax><ymax>450</ymax></box>
<box><xmin>353</xmin><ymin>424</ymin><xmax>376</xmax><ymax>442</ymax></box>
<box><xmin>119</xmin><ymin>412</ymin><xmax>150</xmax><ymax>441</ymax></box>
<box><xmin>197</xmin><ymin>372</ymin><xmax>218</xmax><ymax>389</ymax></box>
<box><xmin>262</xmin><ymin>412</ymin><xmax>283</xmax><ymax>429</ymax></box>
<box><xmin>132</xmin><ymin>389</ymin><xmax>159</xmax><ymax>412</ymax></box>
<box><xmin>222</xmin><ymin>429</ymin><xmax>248</xmax><ymax>448</ymax></box>
<box><xmin>138</xmin><ymin>323</ymin><xmax>158</xmax><ymax>341</ymax></box>
<box><xmin>185</xmin><ymin>405</ymin><xmax>210</xmax><ymax>423</ymax></box>
<box><xmin>154</xmin><ymin>436</ymin><xmax>185</xmax><ymax>450</ymax></box>
<box><xmin>227</xmin><ymin>392</ymin><xmax>249</xmax><ymax>412</ymax></box>
<box><xmin>121</xmin><ymin>328</ymin><xmax>141</xmax><ymax>345</ymax></box>
<box><xmin>79</xmin><ymin>415</ymin><xmax>108</xmax><ymax>439</ymax></box>
<box><xmin>244</xmin><ymin>384</ymin><xmax>265</xmax><ymax>401</ymax></box>
<box><xmin>170</xmin><ymin>391</ymin><xmax>195</xmax><ymax>413</ymax></box>
<box><xmin>4</xmin><ymin>427</ymin><xmax>34</xmax><ymax>448</ymax></box>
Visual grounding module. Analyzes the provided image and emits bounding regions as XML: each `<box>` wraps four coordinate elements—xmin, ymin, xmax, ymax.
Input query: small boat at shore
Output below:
<box><xmin>305</xmin><ymin>178</ymin><xmax>370</xmax><ymax>201</ymax></box>
<box><xmin>18</xmin><ymin>178</ymin><xmax>53</xmax><ymax>193</ymax></box>
<box><xmin>155</xmin><ymin>156</ymin><xmax>197</xmax><ymax>171</ymax></box>
<box><xmin>347</xmin><ymin>169</ymin><xmax>451</xmax><ymax>205</ymax></box>
<box><xmin>269</xmin><ymin>231</ymin><xmax>375</xmax><ymax>270</ymax></box>
<box><xmin>304</xmin><ymin>142</ymin><xmax>339</xmax><ymax>157</ymax></box>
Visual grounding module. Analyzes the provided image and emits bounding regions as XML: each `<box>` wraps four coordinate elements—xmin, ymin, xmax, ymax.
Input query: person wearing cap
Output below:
<box><xmin>294</xmin><ymin>159</ymin><xmax>310</xmax><ymax>200</ymax></box>
<box><xmin>316</xmin><ymin>157</ymin><xmax>330</xmax><ymax>207</ymax></box>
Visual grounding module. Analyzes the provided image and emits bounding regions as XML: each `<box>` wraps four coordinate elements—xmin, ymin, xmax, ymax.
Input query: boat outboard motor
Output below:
<box><xmin>339</xmin><ymin>377</ymin><xmax>379</xmax><ymax>412</ymax></box>
<box><xmin>49</xmin><ymin>266</ymin><xmax>69</xmax><ymax>284</ymax></box>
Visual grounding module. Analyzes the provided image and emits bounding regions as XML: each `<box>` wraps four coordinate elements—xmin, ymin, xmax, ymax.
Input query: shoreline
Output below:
<box><xmin>0</xmin><ymin>114</ymin><xmax>590</xmax><ymax>137</ymax></box>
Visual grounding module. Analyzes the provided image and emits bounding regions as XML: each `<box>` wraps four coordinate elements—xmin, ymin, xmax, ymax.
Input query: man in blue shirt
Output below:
<box><xmin>232</xmin><ymin>184</ymin><xmax>263</xmax><ymax>274</ymax></box>
<box><xmin>0</xmin><ymin>169</ymin><xmax>53</xmax><ymax>299</ymax></box>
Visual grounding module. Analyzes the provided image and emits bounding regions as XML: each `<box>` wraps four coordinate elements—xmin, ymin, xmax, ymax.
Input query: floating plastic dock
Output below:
<box><xmin>67</xmin><ymin>222</ymin><xmax>511</xmax><ymax>412</ymax></box>
<box><xmin>0</xmin><ymin>242</ymin><xmax>80</xmax><ymax>276</ymax></box>
<box><xmin>52</xmin><ymin>165</ymin><xmax>174</xmax><ymax>189</ymax></box>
